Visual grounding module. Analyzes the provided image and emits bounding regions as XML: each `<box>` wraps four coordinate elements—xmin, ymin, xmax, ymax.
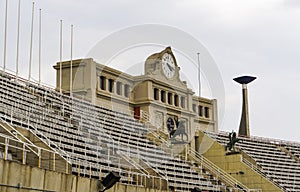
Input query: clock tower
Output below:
<box><xmin>135</xmin><ymin>47</ymin><xmax>218</xmax><ymax>142</ymax></box>
<box><xmin>144</xmin><ymin>47</ymin><xmax>182</xmax><ymax>85</ymax></box>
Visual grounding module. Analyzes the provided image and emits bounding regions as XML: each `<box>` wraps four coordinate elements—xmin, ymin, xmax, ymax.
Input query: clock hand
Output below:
<box><xmin>167</xmin><ymin>63</ymin><xmax>174</xmax><ymax>71</ymax></box>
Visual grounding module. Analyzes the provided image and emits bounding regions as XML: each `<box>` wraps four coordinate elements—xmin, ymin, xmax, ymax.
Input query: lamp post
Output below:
<box><xmin>233</xmin><ymin>76</ymin><xmax>256</xmax><ymax>137</ymax></box>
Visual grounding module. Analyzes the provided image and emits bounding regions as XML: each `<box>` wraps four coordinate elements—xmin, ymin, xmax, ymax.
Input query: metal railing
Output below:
<box><xmin>0</xmin><ymin>106</ymin><xmax>72</xmax><ymax>166</ymax></box>
<box><xmin>0</xmin><ymin>132</ymin><xmax>68</xmax><ymax>173</ymax></box>
<box><xmin>146</xmin><ymin>124</ymin><xmax>171</xmax><ymax>148</ymax></box>
<box><xmin>117</xmin><ymin>150</ymin><xmax>150</xmax><ymax>177</ymax></box>
<box><xmin>188</xmin><ymin>147</ymin><xmax>262</xmax><ymax>192</ymax></box>
<box><xmin>241</xmin><ymin>157</ymin><xmax>286</xmax><ymax>191</ymax></box>
<box><xmin>71</xmin><ymin>157</ymin><xmax>167</xmax><ymax>190</ymax></box>
<box><xmin>211</xmin><ymin>131</ymin><xmax>287</xmax><ymax>191</ymax></box>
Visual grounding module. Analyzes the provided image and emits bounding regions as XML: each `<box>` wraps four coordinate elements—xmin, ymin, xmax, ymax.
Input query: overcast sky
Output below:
<box><xmin>1</xmin><ymin>0</ymin><xmax>300</xmax><ymax>142</ymax></box>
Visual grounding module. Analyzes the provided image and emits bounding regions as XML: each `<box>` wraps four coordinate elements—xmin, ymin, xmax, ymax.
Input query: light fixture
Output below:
<box><xmin>99</xmin><ymin>171</ymin><xmax>121</xmax><ymax>192</ymax></box>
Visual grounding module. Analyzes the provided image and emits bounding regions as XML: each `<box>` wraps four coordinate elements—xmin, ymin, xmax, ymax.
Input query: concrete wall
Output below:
<box><xmin>0</xmin><ymin>159</ymin><xmax>168</xmax><ymax>192</ymax></box>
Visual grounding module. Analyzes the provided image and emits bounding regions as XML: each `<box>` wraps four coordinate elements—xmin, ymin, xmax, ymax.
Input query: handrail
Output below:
<box><xmin>0</xmin><ymin>105</ymin><xmax>72</xmax><ymax>164</ymax></box>
<box><xmin>117</xmin><ymin>150</ymin><xmax>150</xmax><ymax>177</ymax></box>
<box><xmin>147</xmin><ymin>124</ymin><xmax>171</xmax><ymax>148</ymax></box>
<box><xmin>0</xmin><ymin>133</ymin><xmax>64</xmax><ymax>155</ymax></box>
<box><xmin>188</xmin><ymin>147</ymin><xmax>255</xmax><ymax>192</ymax></box>
<box><xmin>0</xmin><ymin>131</ymin><xmax>71</xmax><ymax>175</ymax></box>
<box><xmin>27</xmin><ymin>123</ymin><xmax>72</xmax><ymax>163</ymax></box>
<box><xmin>142</xmin><ymin>159</ymin><xmax>169</xmax><ymax>181</ymax></box>
<box><xmin>241</xmin><ymin>157</ymin><xmax>286</xmax><ymax>191</ymax></box>
<box><xmin>217</xmin><ymin>130</ymin><xmax>300</xmax><ymax>148</ymax></box>
<box><xmin>0</xmin><ymin>119</ymin><xmax>39</xmax><ymax>156</ymax></box>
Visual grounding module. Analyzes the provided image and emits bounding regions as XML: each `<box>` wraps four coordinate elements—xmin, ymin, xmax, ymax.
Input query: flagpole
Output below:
<box><xmin>38</xmin><ymin>8</ymin><xmax>42</xmax><ymax>84</ymax></box>
<box><xmin>197</xmin><ymin>52</ymin><xmax>201</xmax><ymax>97</ymax></box>
<box><xmin>70</xmin><ymin>24</ymin><xmax>73</xmax><ymax>97</ymax></box>
<box><xmin>59</xmin><ymin>20</ymin><xmax>63</xmax><ymax>94</ymax></box>
<box><xmin>28</xmin><ymin>2</ymin><xmax>35</xmax><ymax>80</ymax></box>
<box><xmin>3</xmin><ymin>0</ymin><xmax>8</xmax><ymax>71</ymax></box>
<box><xmin>16</xmin><ymin>0</ymin><xmax>21</xmax><ymax>77</ymax></box>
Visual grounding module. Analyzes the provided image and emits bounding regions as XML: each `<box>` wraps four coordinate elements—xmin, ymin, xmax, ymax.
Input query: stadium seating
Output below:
<box><xmin>211</xmin><ymin>131</ymin><xmax>300</xmax><ymax>192</ymax></box>
<box><xmin>0</xmin><ymin>72</ymin><xmax>227</xmax><ymax>191</ymax></box>
<box><xmin>3</xmin><ymin>70</ymin><xmax>300</xmax><ymax>191</ymax></box>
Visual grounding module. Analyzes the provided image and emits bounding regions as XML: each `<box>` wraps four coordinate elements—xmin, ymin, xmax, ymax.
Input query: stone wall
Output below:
<box><xmin>0</xmin><ymin>159</ymin><xmax>168</xmax><ymax>192</ymax></box>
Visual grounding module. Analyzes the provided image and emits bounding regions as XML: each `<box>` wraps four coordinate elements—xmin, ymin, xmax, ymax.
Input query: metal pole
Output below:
<box><xmin>16</xmin><ymin>0</ymin><xmax>21</xmax><ymax>76</ymax></box>
<box><xmin>28</xmin><ymin>2</ymin><xmax>35</xmax><ymax>80</ymax></box>
<box><xmin>197</xmin><ymin>52</ymin><xmax>201</xmax><ymax>97</ymax></box>
<box><xmin>38</xmin><ymin>9</ymin><xmax>42</xmax><ymax>84</ymax></box>
<box><xmin>3</xmin><ymin>0</ymin><xmax>8</xmax><ymax>71</ymax></box>
<box><xmin>70</xmin><ymin>24</ymin><xmax>73</xmax><ymax>97</ymax></box>
<box><xmin>59</xmin><ymin>20</ymin><xmax>63</xmax><ymax>94</ymax></box>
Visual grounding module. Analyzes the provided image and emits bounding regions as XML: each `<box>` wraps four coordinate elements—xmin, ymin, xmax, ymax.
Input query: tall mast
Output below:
<box><xmin>70</xmin><ymin>24</ymin><xmax>73</xmax><ymax>97</ymax></box>
<box><xmin>16</xmin><ymin>0</ymin><xmax>21</xmax><ymax>76</ymax></box>
<box><xmin>3</xmin><ymin>0</ymin><xmax>8</xmax><ymax>71</ymax></box>
<box><xmin>38</xmin><ymin>8</ymin><xmax>42</xmax><ymax>84</ymax></box>
<box><xmin>59</xmin><ymin>20</ymin><xmax>63</xmax><ymax>94</ymax></box>
<box><xmin>28</xmin><ymin>2</ymin><xmax>35</xmax><ymax>80</ymax></box>
<box><xmin>197</xmin><ymin>52</ymin><xmax>201</xmax><ymax>97</ymax></box>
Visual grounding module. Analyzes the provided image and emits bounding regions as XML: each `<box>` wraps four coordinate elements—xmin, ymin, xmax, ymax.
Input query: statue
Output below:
<box><xmin>170</xmin><ymin>120</ymin><xmax>188</xmax><ymax>142</ymax></box>
<box><xmin>167</xmin><ymin>117</ymin><xmax>175</xmax><ymax>138</ymax></box>
<box><xmin>225</xmin><ymin>131</ymin><xmax>241</xmax><ymax>151</ymax></box>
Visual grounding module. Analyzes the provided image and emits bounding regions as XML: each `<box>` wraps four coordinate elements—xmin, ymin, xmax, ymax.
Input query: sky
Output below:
<box><xmin>0</xmin><ymin>0</ymin><xmax>300</xmax><ymax>142</ymax></box>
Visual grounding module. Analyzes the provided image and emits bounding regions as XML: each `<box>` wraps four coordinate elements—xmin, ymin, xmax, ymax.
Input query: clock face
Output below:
<box><xmin>162</xmin><ymin>53</ymin><xmax>175</xmax><ymax>79</ymax></box>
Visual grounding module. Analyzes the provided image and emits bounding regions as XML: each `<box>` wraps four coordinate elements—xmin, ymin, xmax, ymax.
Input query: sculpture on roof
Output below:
<box><xmin>225</xmin><ymin>131</ymin><xmax>241</xmax><ymax>151</ymax></box>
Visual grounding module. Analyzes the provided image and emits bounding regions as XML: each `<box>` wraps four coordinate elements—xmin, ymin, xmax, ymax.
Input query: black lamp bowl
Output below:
<box><xmin>233</xmin><ymin>76</ymin><xmax>256</xmax><ymax>84</ymax></box>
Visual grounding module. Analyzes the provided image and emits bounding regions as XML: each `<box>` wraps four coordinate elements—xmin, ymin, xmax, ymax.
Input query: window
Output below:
<box><xmin>116</xmin><ymin>81</ymin><xmax>122</xmax><ymax>95</ymax></box>
<box><xmin>99</xmin><ymin>76</ymin><xmax>106</xmax><ymax>90</ymax></box>
<box><xmin>124</xmin><ymin>84</ymin><xmax>130</xmax><ymax>97</ymax></box>
<box><xmin>180</xmin><ymin>96</ymin><xmax>185</xmax><ymax>108</ymax></box>
<box><xmin>168</xmin><ymin>92</ymin><xmax>173</xmax><ymax>105</ymax></box>
<box><xmin>198</xmin><ymin>105</ymin><xmax>203</xmax><ymax>116</ymax></box>
<box><xmin>154</xmin><ymin>88</ymin><xmax>159</xmax><ymax>100</ymax></box>
<box><xmin>174</xmin><ymin>95</ymin><xmax>179</xmax><ymax>107</ymax></box>
<box><xmin>204</xmin><ymin>107</ymin><xmax>210</xmax><ymax>118</ymax></box>
<box><xmin>192</xmin><ymin>104</ymin><xmax>196</xmax><ymax>112</ymax></box>
<box><xmin>108</xmin><ymin>79</ymin><xmax>114</xmax><ymax>93</ymax></box>
<box><xmin>161</xmin><ymin>90</ymin><xmax>166</xmax><ymax>103</ymax></box>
